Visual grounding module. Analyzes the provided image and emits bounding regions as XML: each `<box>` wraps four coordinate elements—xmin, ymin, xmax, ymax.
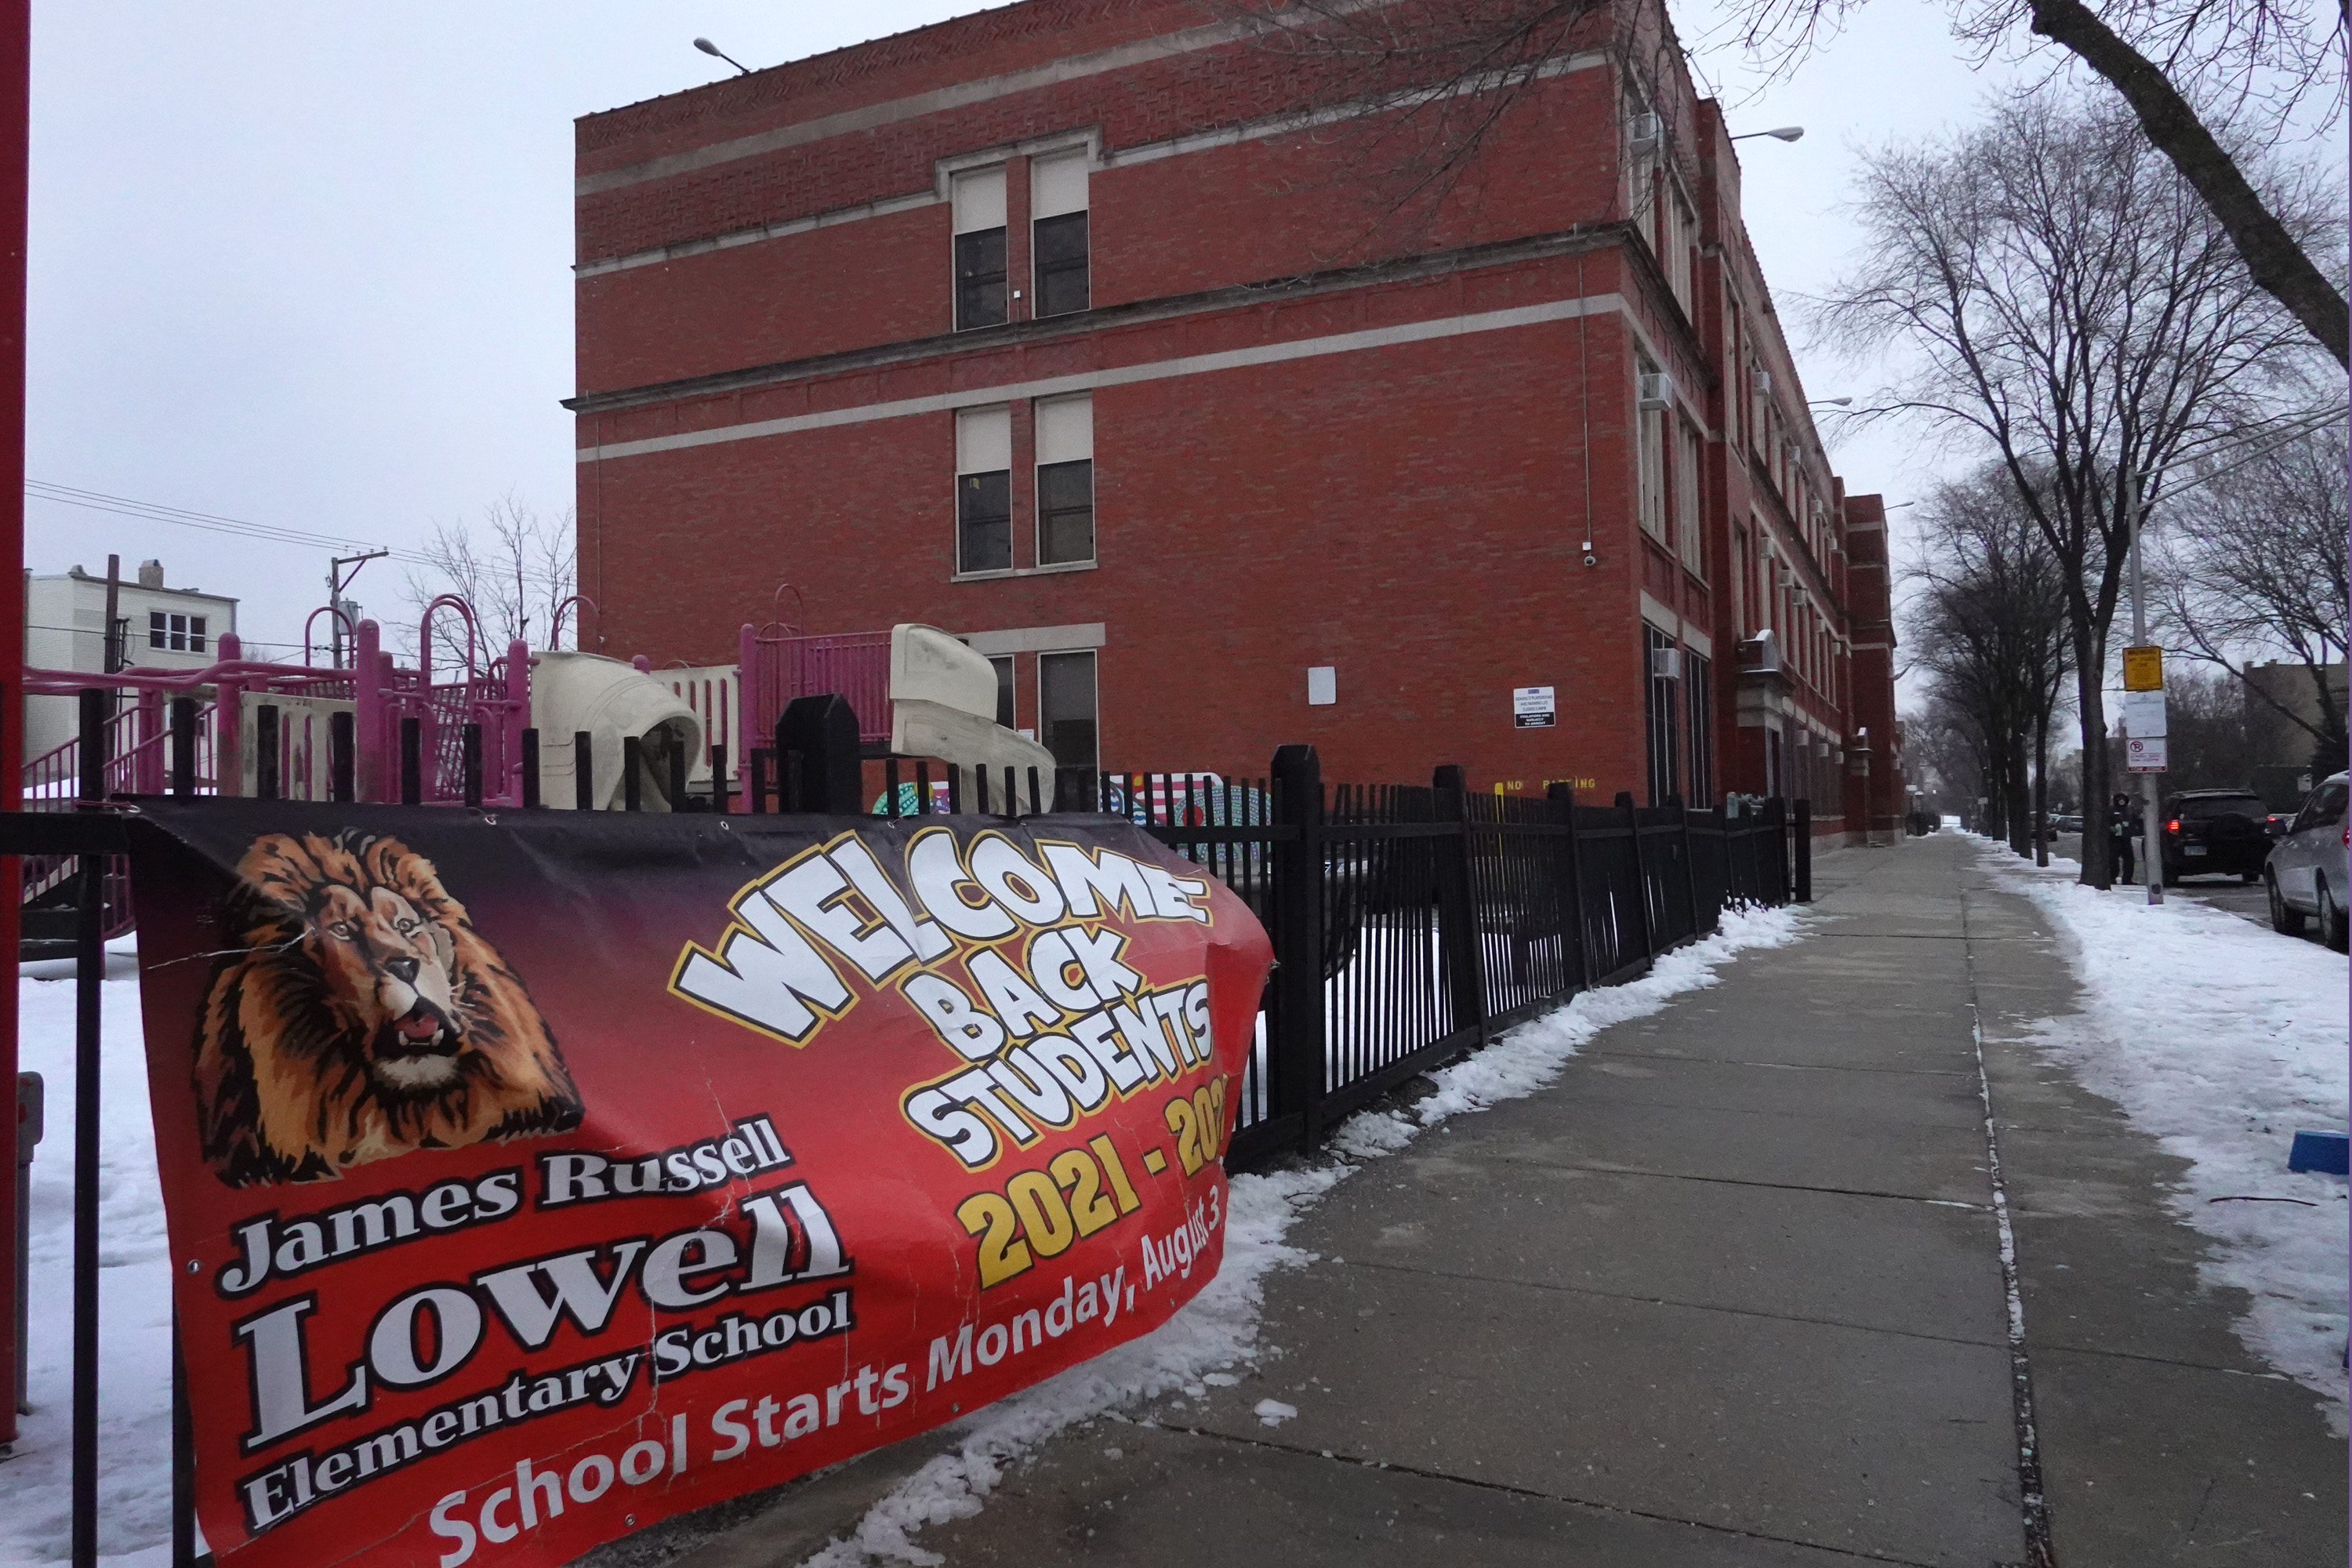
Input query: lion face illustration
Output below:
<box><xmin>194</xmin><ymin>829</ymin><xmax>583</xmax><ymax>1185</ymax></box>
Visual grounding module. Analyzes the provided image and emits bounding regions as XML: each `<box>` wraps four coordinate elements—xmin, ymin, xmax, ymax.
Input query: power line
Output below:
<box><xmin>24</xmin><ymin>480</ymin><xmax>434</xmax><ymax>564</ymax></box>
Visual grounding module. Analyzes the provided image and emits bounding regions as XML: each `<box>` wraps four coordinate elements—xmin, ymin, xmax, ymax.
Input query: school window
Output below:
<box><xmin>1674</xmin><ymin>420</ymin><xmax>1703</xmax><ymax>575</ymax></box>
<box><xmin>1034</xmin><ymin>392</ymin><xmax>1094</xmax><ymax>565</ymax></box>
<box><xmin>1039</xmin><ymin>650</ymin><xmax>1098</xmax><ymax>774</ymax></box>
<box><xmin>1644</xmin><ymin>624</ymin><xmax>1681</xmax><ymax>807</ymax></box>
<box><xmin>989</xmin><ymin>655</ymin><xmax>1015</xmax><ymax>729</ymax></box>
<box><xmin>1684</xmin><ymin>650</ymin><xmax>1714</xmax><ymax>806</ymax></box>
<box><xmin>1664</xmin><ymin>183</ymin><xmax>1697</xmax><ymax>314</ymax></box>
<box><xmin>955</xmin><ymin>406</ymin><xmax>1012</xmax><ymax>573</ymax></box>
<box><xmin>1636</xmin><ymin>360</ymin><xmax>1666</xmax><ymax>541</ymax></box>
<box><xmin>148</xmin><ymin>610</ymin><xmax>206</xmax><ymax>652</ymax></box>
<box><xmin>1031</xmin><ymin>149</ymin><xmax>1090</xmax><ymax>318</ymax></box>
<box><xmin>952</xmin><ymin>166</ymin><xmax>1007</xmax><ymax>331</ymax></box>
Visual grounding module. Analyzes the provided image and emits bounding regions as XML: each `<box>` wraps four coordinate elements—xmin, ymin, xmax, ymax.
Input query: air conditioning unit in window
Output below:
<box><xmin>1637</xmin><ymin>372</ymin><xmax>1675</xmax><ymax>410</ymax></box>
<box><xmin>1752</xmin><ymin>368</ymin><xmax>1772</xmax><ymax>397</ymax></box>
<box><xmin>1650</xmin><ymin>646</ymin><xmax>1682</xmax><ymax>681</ymax></box>
<box><xmin>1625</xmin><ymin>112</ymin><xmax>1662</xmax><ymax>153</ymax></box>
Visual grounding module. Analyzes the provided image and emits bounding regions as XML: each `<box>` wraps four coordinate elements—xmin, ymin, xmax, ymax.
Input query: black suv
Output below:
<box><xmin>2158</xmin><ymin>790</ymin><xmax>2274</xmax><ymax>883</ymax></box>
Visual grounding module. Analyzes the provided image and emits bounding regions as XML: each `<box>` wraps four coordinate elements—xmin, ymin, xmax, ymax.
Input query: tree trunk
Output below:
<box><xmin>2026</xmin><ymin>0</ymin><xmax>2350</xmax><ymax>366</ymax></box>
<box><xmin>2074</xmin><ymin>624</ymin><xmax>2113</xmax><ymax>887</ymax></box>
<box><xmin>2034</xmin><ymin>709</ymin><xmax>2051</xmax><ymax>868</ymax></box>
<box><xmin>2006</xmin><ymin>730</ymin><xmax>2032</xmax><ymax>857</ymax></box>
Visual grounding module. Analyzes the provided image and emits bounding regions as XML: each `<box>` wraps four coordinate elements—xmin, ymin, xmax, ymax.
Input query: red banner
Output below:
<box><xmin>126</xmin><ymin>802</ymin><xmax>1271</xmax><ymax>1566</ymax></box>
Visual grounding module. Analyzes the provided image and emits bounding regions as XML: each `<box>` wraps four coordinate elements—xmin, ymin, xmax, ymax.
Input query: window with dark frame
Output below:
<box><xmin>1036</xmin><ymin>459</ymin><xmax>1094</xmax><ymax>564</ymax></box>
<box><xmin>989</xmin><ymin>655</ymin><xmax>1015</xmax><ymax>730</ymax></box>
<box><xmin>955</xmin><ymin>228</ymin><xmax>1007</xmax><ymax>331</ymax></box>
<box><xmin>1033</xmin><ymin>212</ymin><xmax>1088</xmax><ymax>317</ymax></box>
<box><xmin>148</xmin><ymin>609</ymin><xmax>207</xmax><ymax>653</ymax></box>
<box><xmin>1039</xmin><ymin>650</ymin><xmax>1098</xmax><ymax>773</ymax></box>
<box><xmin>952</xmin><ymin>166</ymin><xmax>1008</xmax><ymax>332</ymax></box>
<box><xmin>1644</xmin><ymin>624</ymin><xmax>1681</xmax><ymax>807</ymax></box>
<box><xmin>956</xmin><ymin>470</ymin><xmax>1011</xmax><ymax>573</ymax></box>
<box><xmin>1030</xmin><ymin>148</ymin><xmax>1090</xmax><ymax>320</ymax></box>
<box><xmin>1684</xmin><ymin>650</ymin><xmax>1714</xmax><ymax>807</ymax></box>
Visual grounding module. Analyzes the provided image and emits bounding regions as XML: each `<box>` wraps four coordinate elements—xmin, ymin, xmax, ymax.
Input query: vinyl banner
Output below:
<box><xmin>125</xmin><ymin>801</ymin><xmax>1272</xmax><ymax>1567</ymax></box>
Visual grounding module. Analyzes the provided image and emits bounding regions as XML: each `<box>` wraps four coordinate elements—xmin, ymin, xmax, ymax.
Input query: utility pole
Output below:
<box><xmin>2125</xmin><ymin>470</ymin><xmax>2164</xmax><ymax>906</ymax></box>
<box><xmin>100</xmin><ymin>554</ymin><xmax>121</xmax><ymax>676</ymax></box>
<box><xmin>326</xmin><ymin>550</ymin><xmax>387</xmax><ymax>670</ymax></box>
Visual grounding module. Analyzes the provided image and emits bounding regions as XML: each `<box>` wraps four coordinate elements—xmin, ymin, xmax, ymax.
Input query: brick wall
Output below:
<box><xmin>572</xmin><ymin>0</ymin><xmax>1880</xmax><ymax>804</ymax></box>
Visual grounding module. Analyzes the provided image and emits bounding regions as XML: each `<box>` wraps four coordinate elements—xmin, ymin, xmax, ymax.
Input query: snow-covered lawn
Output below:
<box><xmin>5</xmin><ymin>968</ymin><xmax>176</xmax><ymax>1568</ymax></box>
<box><xmin>1979</xmin><ymin>844</ymin><xmax>2350</xmax><ymax>1426</ymax></box>
<box><xmin>0</xmin><ymin>907</ymin><xmax>1808</xmax><ymax>1567</ymax></box>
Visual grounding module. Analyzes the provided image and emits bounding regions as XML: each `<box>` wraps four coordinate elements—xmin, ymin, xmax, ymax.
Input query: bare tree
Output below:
<box><xmin>401</xmin><ymin>494</ymin><xmax>578</xmax><ymax>672</ymax></box>
<box><xmin>1727</xmin><ymin>0</ymin><xmax>2349</xmax><ymax>365</ymax></box>
<box><xmin>2155</xmin><ymin>419</ymin><xmax>2350</xmax><ymax>772</ymax></box>
<box><xmin>1907</xmin><ymin>466</ymin><xmax>2077</xmax><ymax>859</ymax></box>
<box><xmin>1225</xmin><ymin>0</ymin><xmax>2348</xmax><ymax>362</ymax></box>
<box><xmin>1816</xmin><ymin>91</ymin><xmax>2327</xmax><ymax>886</ymax></box>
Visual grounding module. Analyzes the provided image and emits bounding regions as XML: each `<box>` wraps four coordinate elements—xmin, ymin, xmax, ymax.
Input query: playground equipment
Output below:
<box><xmin>17</xmin><ymin>602</ymin><xmax>1048</xmax><ymax>940</ymax></box>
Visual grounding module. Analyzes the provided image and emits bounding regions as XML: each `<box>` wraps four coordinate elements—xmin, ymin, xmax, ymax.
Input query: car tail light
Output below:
<box><xmin>2165</xmin><ymin>818</ymin><xmax>2180</xmax><ymax>833</ymax></box>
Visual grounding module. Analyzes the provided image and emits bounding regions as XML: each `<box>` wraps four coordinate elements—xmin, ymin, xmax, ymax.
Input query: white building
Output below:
<box><xmin>22</xmin><ymin>559</ymin><xmax>239</xmax><ymax>763</ymax></box>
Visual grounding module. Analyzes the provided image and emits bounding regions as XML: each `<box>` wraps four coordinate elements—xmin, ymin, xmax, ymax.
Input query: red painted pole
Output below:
<box><xmin>0</xmin><ymin>0</ymin><xmax>29</xmax><ymax>1446</ymax></box>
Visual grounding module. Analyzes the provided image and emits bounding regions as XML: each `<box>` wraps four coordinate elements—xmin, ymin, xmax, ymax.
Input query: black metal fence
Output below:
<box><xmin>1083</xmin><ymin>747</ymin><xmax>1811</xmax><ymax>1170</ymax></box>
<box><xmin>4</xmin><ymin>695</ymin><xmax>1809</xmax><ymax>1568</ymax></box>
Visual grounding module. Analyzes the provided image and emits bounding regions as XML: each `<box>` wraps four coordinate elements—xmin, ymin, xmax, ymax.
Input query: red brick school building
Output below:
<box><xmin>567</xmin><ymin>0</ymin><xmax>1903</xmax><ymax>838</ymax></box>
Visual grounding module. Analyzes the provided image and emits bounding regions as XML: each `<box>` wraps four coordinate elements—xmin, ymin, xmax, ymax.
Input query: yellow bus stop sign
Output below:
<box><xmin>2123</xmin><ymin>645</ymin><xmax>2163</xmax><ymax>691</ymax></box>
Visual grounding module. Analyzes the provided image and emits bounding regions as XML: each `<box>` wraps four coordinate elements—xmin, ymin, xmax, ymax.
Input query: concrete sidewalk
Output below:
<box><xmin>641</xmin><ymin>836</ymin><xmax>2347</xmax><ymax>1567</ymax></box>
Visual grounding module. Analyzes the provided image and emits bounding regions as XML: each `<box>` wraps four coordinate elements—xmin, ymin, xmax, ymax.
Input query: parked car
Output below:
<box><xmin>2267</xmin><ymin>771</ymin><xmax>2350</xmax><ymax>951</ymax></box>
<box><xmin>2156</xmin><ymin>789</ymin><xmax>2274</xmax><ymax>883</ymax></box>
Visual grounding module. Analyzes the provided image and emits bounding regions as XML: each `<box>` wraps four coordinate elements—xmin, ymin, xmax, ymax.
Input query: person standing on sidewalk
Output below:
<box><xmin>2110</xmin><ymin>792</ymin><xmax>2138</xmax><ymax>884</ymax></box>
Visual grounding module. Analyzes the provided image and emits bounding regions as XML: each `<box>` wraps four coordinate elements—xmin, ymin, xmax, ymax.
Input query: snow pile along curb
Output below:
<box><xmin>799</xmin><ymin>902</ymin><xmax>1809</xmax><ymax>1566</ymax></box>
<box><xmin>1981</xmin><ymin>849</ymin><xmax>2350</xmax><ymax>1426</ymax></box>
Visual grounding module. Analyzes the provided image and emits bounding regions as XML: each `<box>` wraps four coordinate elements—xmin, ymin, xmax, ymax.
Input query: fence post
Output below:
<box><xmin>353</xmin><ymin>618</ymin><xmax>382</xmax><ymax>802</ymax></box>
<box><xmin>1547</xmin><ymin>782</ymin><xmax>1593</xmax><ymax>993</ymax></box>
<box><xmin>254</xmin><ymin>704</ymin><xmax>279</xmax><ymax>802</ymax></box>
<box><xmin>329</xmin><ymin>711</ymin><xmax>355</xmax><ymax>804</ymax></box>
<box><xmin>1616</xmin><ymin>790</ymin><xmax>1657</xmax><ymax>962</ymax></box>
<box><xmin>1432</xmin><ymin>765</ymin><xmax>1488</xmax><ymax>1047</ymax></box>
<box><xmin>574</xmin><ymin>731</ymin><xmax>594</xmax><ymax>811</ymax></box>
<box><xmin>519</xmin><ymin>728</ymin><xmax>540</xmax><ymax>810</ymax></box>
<box><xmin>1671</xmin><ymin>793</ymin><xmax>1704</xmax><ymax>942</ymax></box>
<box><xmin>779</xmin><ymin>694</ymin><xmax>861</xmax><ymax>813</ymax></box>
<box><xmin>71</xmin><ymin>689</ymin><xmax>104</xmax><ymax>1567</ymax></box>
<box><xmin>1797</xmin><ymin>804</ymin><xmax>1816</xmax><ymax>902</ymax></box>
<box><xmin>1765</xmin><ymin>797</ymin><xmax>1788</xmax><ymax>905</ymax></box>
<box><xmin>168</xmin><ymin>697</ymin><xmax>196</xmax><ymax>797</ymax></box>
<box><xmin>1270</xmin><ymin>745</ymin><xmax>1325</xmax><ymax>1146</ymax></box>
<box><xmin>1794</xmin><ymin>798</ymin><xmax>1813</xmax><ymax>903</ymax></box>
<box><xmin>399</xmin><ymin>717</ymin><xmax>422</xmax><ymax>806</ymax></box>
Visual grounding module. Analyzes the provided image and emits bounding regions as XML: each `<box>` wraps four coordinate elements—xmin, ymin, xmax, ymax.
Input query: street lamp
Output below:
<box><xmin>693</xmin><ymin>37</ymin><xmax>751</xmax><ymax>74</ymax></box>
<box><xmin>1809</xmin><ymin>397</ymin><xmax>1853</xmax><ymax>407</ymax></box>
<box><xmin>1730</xmin><ymin>126</ymin><xmax>1805</xmax><ymax>143</ymax></box>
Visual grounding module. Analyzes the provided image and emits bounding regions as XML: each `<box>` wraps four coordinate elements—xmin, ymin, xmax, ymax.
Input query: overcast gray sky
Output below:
<box><xmin>20</xmin><ymin>0</ymin><xmax>2251</xmax><ymax>661</ymax></box>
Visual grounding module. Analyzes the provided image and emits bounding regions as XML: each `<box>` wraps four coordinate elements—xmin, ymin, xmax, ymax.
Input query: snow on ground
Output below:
<box><xmin>1979</xmin><ymin>844</ymin><xmax>2350</xmax><ymax>1426</ymax></box>
<box><xmin>797</xmin><ymin>903</ymin><xmax>1809</xmax><ymax>1567</ymax></box>
<box><xmin>3</xmin><ymin>967</ymin><xmax>178</xmax><ymax>1568</ymax></box>
<box><xmin>0</xmin><ymin>907</ymin><xmax>1808</xmax><ymax>1568</ymax></box>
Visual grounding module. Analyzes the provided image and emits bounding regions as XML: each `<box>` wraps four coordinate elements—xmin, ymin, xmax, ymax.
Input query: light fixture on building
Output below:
<box><xmin>693</xmin><ymin>37</ymin><xmax>751</xmax><ymax>74</ymax></box>
<box><xmin>1730</xmin><ymin>126</ymin><xmax>1805</xmax><ymax>143</ymax></box>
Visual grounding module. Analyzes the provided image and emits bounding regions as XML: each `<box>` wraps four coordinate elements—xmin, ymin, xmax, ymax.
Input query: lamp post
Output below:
<box><xmin>1730</xmin><ymin>126</ymin><xmax>1806</xmax><ymax>143</ymax></box>
<box><xmin>692</xmin><ymin>37</ymin><xmax>751</xmax><ymax>74</ymax></box>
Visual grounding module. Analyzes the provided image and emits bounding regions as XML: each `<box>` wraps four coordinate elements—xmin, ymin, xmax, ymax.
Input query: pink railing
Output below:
<box><xmin>739</xmin><ymin>624</ymin><xmax>892</xmax><ymax>747</ymax></box>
